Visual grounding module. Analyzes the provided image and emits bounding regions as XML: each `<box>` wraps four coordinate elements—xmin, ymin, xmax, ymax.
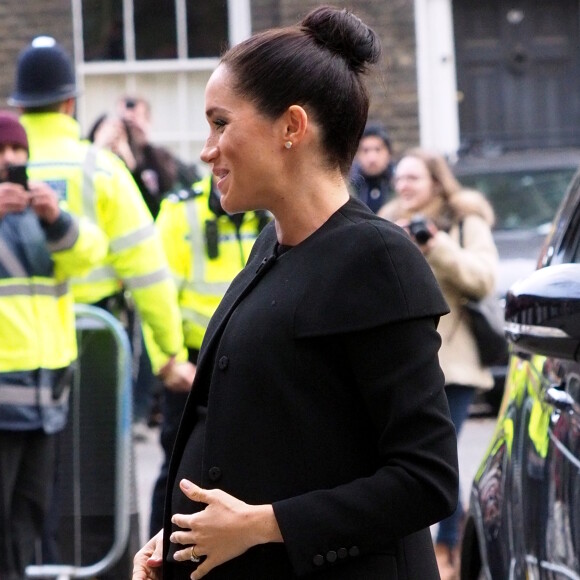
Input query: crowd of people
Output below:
<box><xmin>0</xmin><ymin>6</ymin><xmax>501</xmax><ymax>580</ymax></box>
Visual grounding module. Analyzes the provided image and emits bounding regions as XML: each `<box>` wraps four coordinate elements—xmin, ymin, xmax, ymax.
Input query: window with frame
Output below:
<box><xmin>81</xmin><ymin>0</ymin><xmax>229</xmax><ymax>61</ymax></box>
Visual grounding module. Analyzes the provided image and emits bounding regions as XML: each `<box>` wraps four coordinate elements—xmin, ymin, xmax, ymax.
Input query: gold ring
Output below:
<box><xmin>190</xmin><ymin>545</ymin><xmax>201</xmax><ymax>563</ymax></box>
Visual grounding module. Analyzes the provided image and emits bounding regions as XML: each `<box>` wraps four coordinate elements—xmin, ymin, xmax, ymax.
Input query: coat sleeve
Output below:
<box><xmin>272</xmin><ymin>315</ymin><xmax>459</xmax><ymax>577</ymax></box>
<box><xmin>95</xmin><ymin>151</ymin><xmax>186</xmax><ymax>362</ymax></box>
<box><xmin>47</xmin><ymin>212</ymin><xmax>109</xmax><ymax>280</ymax></box>
<box><xmin>142</xmin><ymin>198</ymin><xmax>190</xmax><ymax>373</ymax></box>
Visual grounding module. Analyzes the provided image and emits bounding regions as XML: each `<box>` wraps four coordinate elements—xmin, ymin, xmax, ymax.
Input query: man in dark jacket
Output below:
<box><xmin>0</xmin><ymin>112</ymin><xmax>107</xmax><ymax>580</ymax></box>
<box><xmin>349</xmin><ymin>122</ymin><xmax>395</xmax><ymax>213</ymax></box>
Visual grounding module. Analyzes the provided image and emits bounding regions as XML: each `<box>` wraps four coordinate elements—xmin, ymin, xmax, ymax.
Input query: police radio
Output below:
<box><xmin>205</xmin><ymin>219</ymin><xmax>219</xmax><ymax>259</ymax></box>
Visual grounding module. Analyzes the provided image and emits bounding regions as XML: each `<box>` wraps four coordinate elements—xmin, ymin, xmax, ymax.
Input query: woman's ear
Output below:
<box><xmin>283</xmin><ymin>105</ymin><xmax>308</xmax><ymax>146</ymax></box>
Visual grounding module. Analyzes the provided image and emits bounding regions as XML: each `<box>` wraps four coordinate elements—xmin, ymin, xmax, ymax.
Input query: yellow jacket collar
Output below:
<box><xmin>20</xmin><ymin>112</ymin><xmax>80</xmax><ymax>142</ymax></box>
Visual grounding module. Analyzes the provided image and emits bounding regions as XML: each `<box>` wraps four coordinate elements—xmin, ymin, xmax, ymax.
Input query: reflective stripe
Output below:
<box><xmin>0</xmin><ymin>281</ymin><xmax>68</xmax><ymax>297</ymax></box>
<box><xmin>172</xmin><ymin>273</ymin><xmax>186</xmax><ymax>289</ymax></box>
<box><xmin>184</xmin><ymin>279</ymin><xmax>232</xmax><ymax>295</ymax></box>
<box><xmin>185</xmin><ymin>199</ymin><xmax>207</xmax><ymax>286</ymax></box>
<box><xmin>181</xmin><ymin>307</ymin><xmax>212</xmax><ymax>328</ymax></box>
<box><xmin>28</xmin><ymin>160</ymin><xmax>83</xmax><ymax>170</ymax></box>
<box><xmin>82</xmin><ymin>145</ymin><xmax>99</xmax><ymax>222</ymax></box>
<box><xmin>47</xmin><ymin>216</ymin><xmax>80</xmax><ymax>252</ymax></box>
<box><xmin>71</xmin><ymin>263</ymin><xmax>170</xmax><ymax>289</ymax></box>
<box><xmin>109</xmin><ymin>223</ymin><xmax>156</xmax><ymax>253</ymax></box>
<box><xmin>71</xmin><ymin>264</ymin><xmax>116</xmax><ymax>284</ymax></box>
<box><xmin>0</xmin><ymin>237</ymin><xmax>28</xmax><ymax>277</ymax></box>
<box><xmin>123</xmin><ymin>266</ymin><xmax>171</xmax><ymax>291</ymax></box>
<box><xmin>0</xmin><ymin>384</ymin><xmax>58</xmax><ymax>406</ymax></box>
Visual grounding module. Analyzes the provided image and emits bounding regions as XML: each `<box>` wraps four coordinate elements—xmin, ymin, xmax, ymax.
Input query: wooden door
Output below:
<box><xmin>453</xmin><ymin>0</ymin><xmax>580</xmax><ymax>152</ymax></box>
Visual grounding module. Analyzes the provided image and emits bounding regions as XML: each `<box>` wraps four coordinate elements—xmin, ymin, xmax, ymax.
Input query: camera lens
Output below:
<box><xmin>409</xmin><ymin>216</ymin><xmax>432</xmax><ymax>244</ymax></box>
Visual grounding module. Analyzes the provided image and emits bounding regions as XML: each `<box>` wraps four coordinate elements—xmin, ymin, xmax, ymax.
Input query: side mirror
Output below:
<box><xmin>505</xmin><ymin>263</ymin><xmax>580</xmax><ymax>360</ymax></box>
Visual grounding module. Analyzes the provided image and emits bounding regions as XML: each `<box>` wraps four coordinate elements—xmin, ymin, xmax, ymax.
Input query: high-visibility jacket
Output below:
<box><xmin>0</xmin><ymin>208</ymin><xmax>108</xmax><ymax>433</ymax></box>
<box><xmin>145</xmin><ymin>174</ymin><xmax>268</xmax><ymax>371</ymax></box>
<box><xmin>21</xmin><ymin>113</ymin><xmax>186</xmax><ymax>367</ymax></box>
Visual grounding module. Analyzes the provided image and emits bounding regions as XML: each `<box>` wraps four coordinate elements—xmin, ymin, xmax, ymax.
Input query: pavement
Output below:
<box><xmin>134</xmin><ymin>425</ymin><xmax>163</xmax><ymax>544</ymax></box>
<box><xmin>133</xmin><ymin>416</ymin><xmax>497</xmax><ymax>546</ymax></box>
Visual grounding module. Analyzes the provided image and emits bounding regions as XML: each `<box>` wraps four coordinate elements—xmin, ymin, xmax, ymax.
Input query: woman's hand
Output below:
<box><xmin>170</xmin><ymin>479</ymin><xmax>282</xmax><ymax>579</ymax></box>
<box><xmin>132</xmin><ymin>529</ymin><xmax>164</xmax><ymax>580</ymax></box>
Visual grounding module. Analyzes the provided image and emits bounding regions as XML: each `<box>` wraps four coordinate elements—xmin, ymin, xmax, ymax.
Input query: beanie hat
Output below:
<box><xmin>362</xmin><ymin>122</ymin><xmax>392</xmax><ymax>152</ymax></box>
<box><xmin>0</xmin><ymin>112</ymin><xmax>28</xmax><ymax>152</ymax></box>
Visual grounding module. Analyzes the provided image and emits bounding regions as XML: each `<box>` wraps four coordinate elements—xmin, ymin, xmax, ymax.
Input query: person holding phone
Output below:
<box><xmin>0</xmin><ymin>111</ymin><xmax>108</xmax><ymax>579</ymax></box>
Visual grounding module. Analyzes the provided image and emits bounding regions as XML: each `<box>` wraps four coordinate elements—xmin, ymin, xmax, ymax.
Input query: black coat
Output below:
<box><xmin>163</xmin><ymin>198</ymin><xmax>458</xmax><ymax>579</ymax></box>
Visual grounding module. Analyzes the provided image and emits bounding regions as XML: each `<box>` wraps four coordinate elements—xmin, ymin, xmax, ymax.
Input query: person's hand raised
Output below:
<box><xmin>0</xmin><ymin>181</ymin><xmax>29</xmax><ymax>218</ymax></box>
<box><xmin>28</xmin><ymin>181</ymin><xmax>61</xmax><ymax>224</ymax></box>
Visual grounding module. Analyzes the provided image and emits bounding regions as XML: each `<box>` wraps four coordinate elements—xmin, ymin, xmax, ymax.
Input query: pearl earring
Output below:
<box><xmin>284</xmin><ymin>141</ymin><xmax>293</xmax><ymax>149</ymax></box>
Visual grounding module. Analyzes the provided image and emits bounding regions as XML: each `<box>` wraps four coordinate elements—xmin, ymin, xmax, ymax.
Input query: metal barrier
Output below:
<box><xmin>26</xmin><ymin>304</ymin><xmax>134</xmax><ymax>579</ymax></box>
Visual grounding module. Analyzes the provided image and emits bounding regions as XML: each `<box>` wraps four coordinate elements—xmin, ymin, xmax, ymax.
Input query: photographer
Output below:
<box><xmin>0</xmin><ymin>112</ymin><xmax>108</xmax><ymax>579</ymax></box>
<box><xmin>379</xmin><ymin>148</ymin><xmax>499</xmax><ymax>580</ymax></box>
<box><xmin>89</xmin><ymin>96</ymin><xmax>200</xmax><ymax>220</ymax></box>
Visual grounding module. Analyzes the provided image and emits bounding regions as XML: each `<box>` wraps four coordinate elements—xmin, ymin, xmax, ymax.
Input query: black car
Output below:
<box><xmin>453</xmin><ymin>150</ymin><xmax>580</xmax><ymax>415</ymax></box>
<box><xmin>460</xmin><ymin>167</ymin><xmax>580</xmax><ymax>579</ymax></box>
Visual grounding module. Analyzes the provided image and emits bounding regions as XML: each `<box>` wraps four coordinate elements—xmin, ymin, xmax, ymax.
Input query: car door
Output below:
<box><xmin>512</xmin><ymin>353</ymin><xmax>580</xmax><ymax>579</ymax></box>
<box><xmin>516</xmin><ymin>171</ymin><xmax>580</xmax><ymax>578</ymax></box>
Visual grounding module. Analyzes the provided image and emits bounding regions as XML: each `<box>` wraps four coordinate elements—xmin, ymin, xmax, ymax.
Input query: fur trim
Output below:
<box><xmin>378</xmin><ymin>188</ymin><xmax>495</xmax><ymax>227</ymax></box>
<box><xmin>449</xmin><ymin>189</ymin><xmax>495</xmax><ymax>226</ymax></box>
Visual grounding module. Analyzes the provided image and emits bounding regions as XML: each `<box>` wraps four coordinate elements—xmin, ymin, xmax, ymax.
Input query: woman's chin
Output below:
<box><xmin>219</xmin><ymin>196</ymin><xmax>235</xmax><ymax>214</ymax></box>
<box><xmin>221</xmin><ymin>195</ymin><xmax>250</xmax><ymax>215</ymax></box>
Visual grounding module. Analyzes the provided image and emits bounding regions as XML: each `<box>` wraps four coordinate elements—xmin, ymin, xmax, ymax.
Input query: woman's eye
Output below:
<box><xmin>213</xmin><ymin>119</ymin><xmax>226</xmax><ymax>130</ymax></box>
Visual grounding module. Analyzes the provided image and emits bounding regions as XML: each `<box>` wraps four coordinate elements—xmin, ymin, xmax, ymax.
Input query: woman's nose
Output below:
<box><xmin>200</xmin><ymin>142</ymin><xmax>218</xmax><ymax>164</ymax></box>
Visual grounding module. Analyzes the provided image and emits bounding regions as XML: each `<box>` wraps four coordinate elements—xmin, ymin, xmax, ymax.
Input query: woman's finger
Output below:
<box><xmin>179</xmin><ymin>479</ymin><xmax>212</xmax><ymax>503</ymax></box>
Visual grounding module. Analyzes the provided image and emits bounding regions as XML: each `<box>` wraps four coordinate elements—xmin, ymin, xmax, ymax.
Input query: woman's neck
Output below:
<box><xmin>272</xmin><ymin>173</ymin><xmax>350</xmax><ymax>246</ymax></box>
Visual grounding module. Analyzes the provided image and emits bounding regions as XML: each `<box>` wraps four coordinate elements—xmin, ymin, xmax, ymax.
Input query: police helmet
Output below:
<box><xmin>8</xmin><ymin>36</ymin><xmax>78</xmax><ymax>108</ymax></box>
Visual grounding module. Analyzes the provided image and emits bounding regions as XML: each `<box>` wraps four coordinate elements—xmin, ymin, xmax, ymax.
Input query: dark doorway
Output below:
<box><xmin>453</xmin><ymin>0</ymin><xmax>580</xmax><ymax>154</ymax></box>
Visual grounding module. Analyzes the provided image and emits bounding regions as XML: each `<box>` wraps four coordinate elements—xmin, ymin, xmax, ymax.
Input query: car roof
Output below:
<box><xmin>452</xmin><ymin>148</ymin><xmax>580</xmax><ymax>175</ymax></box>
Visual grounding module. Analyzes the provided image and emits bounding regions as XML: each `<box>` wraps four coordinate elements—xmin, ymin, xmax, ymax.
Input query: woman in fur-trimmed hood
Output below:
<box><xmin>378</xmin><ymin>147</ymin><xmax>499</xmax><ymax>580</ymax></box>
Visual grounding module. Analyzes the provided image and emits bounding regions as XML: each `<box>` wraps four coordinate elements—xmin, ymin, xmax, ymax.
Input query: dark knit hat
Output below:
<box><xmin>362</xmin><ymin>122</ymin><xmax>392</xmax><ymax>152</ymax></box>
<box><xmin>0</xmin><ymin>112</ymin><xmax>28</xmax><ymax>152</ymax></box>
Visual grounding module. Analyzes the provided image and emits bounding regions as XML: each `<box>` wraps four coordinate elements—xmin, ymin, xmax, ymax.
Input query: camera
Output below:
<box><xmin>1</xmin><ymin>164</ymin><xmax>29</xmax><ymax>190</ymax></box>
<box><xmin>408</xmin><ymin>215</ymin><xmax>433</xmax><ymax>244</ymax></box>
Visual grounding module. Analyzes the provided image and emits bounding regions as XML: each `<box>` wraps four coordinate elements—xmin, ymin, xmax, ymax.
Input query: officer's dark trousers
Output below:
<box><xmin>0</xmin><ymin>429</ymin><xmax>55</xmax><ymax>580</ymax></box>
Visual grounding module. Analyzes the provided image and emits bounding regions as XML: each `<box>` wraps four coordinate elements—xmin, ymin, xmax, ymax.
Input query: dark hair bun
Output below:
<box><xmin>301</xmin><ymin>6</ymin><xmax>380</xmax><ymax>73</ymax></box>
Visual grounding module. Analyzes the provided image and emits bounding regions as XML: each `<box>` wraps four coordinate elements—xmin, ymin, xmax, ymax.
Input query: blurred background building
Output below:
<box><xmin>0</xmin><ymin>0</ymin><xmax>579</xmax><ymax>167</ymax></box>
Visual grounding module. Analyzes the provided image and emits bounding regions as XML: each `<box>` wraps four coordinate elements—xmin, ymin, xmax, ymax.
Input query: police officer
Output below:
<box><xmin>146</xmin><ymin>173</ymin><xmax>270</xmax><ymax>536</ymax></box>
<box><xmin>9</xmin><ymin>36</ymin><xmax>193</xmax><ymax>391</ymax></box>
<box><xmin>8</xmin><ymin>37</ymin><xmax>194</xmax><ymax>577</ymax></box>
<box><xmin>0</xmin><ymin>112</ymin><xmax>108</xmax><ymax>580</ymax></box>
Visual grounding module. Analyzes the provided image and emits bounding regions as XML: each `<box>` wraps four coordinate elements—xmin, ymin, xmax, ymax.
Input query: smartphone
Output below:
<box><xmin>7</xmin><ymin>164</ymin><xmax>28</xmax><ymax>190</ymax></box>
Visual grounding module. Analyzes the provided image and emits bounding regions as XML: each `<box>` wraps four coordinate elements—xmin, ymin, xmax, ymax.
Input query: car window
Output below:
<box><xmin>561</xmin><ymin>202</ymin><xmax>580</xmax><ymax>265</ymax></box>
<box><xmin>459</xmin><ymin>169</ymin><xmax>576</xmax><ymax>230</ymax></box>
